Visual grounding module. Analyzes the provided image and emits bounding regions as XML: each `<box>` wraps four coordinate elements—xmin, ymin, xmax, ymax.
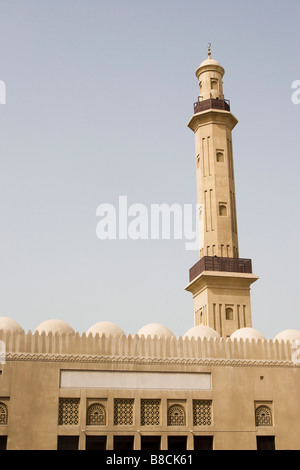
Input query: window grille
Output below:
<box><xmin>141</xmin><ymin>399</ymin><xmax>160</xmax><ymax>426</ymax></box>
<box><xmin>167</xmin><ymin>404</ymin><xmax>186</xmax><ymax>426</ymax></box>
<box><xmin>114</xmin><ymin>399</ymin><xmax>134</xmax><ymax>426</ymax></box>
<box><xmin>193</xmin><ymin>400</ymin><xmax>212</xmax><ymax>426</ymax></box>
<box><xmin>86</xmin><ymin>403</ymin><xmax>106</xmax><ymax>426</ymax></box>
<box><xmin>58</xmin><ymin>398</ymin><xmax>80</xmax><ymax>426</ymax></box>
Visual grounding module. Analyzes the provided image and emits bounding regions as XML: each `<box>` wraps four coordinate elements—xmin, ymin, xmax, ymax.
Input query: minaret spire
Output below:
<box><xmin>207</xmin><ymin>42</ymin><xmax>211</xmax><ymax>59</ymax></box>
<box><xmin>185</xmin><ymin>51</ymin><xmax>258</xmax><ymax>337</ymax></box>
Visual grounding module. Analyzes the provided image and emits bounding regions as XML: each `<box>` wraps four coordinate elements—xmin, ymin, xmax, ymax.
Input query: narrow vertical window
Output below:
<box><xmin>225</xmin><ymin>307</ymin><xmax>233</xmax><ymax>320</ymax></box>
<box><xmin>219</xmin><ymin>204</ymin><xmax>227</xmax><ymax>216</ymax></box>
<box><xmin>211</xmin><ymin>79</ymin><xmax>218</xmax><ymax>90</ymax></box>
<box><xmin>0</xmin><ymin>403</ymin><xmax>8</xmax><ymax>426</ymax></box>
<box><xmin>216</xmin><ymin>151</ymin><xmax>224</xmax><ymax>162</ymax></box>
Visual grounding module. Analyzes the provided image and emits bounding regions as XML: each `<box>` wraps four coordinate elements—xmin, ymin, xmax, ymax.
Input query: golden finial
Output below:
<box><xmin>208</xmin><ymin>43</ymin><xmax>211</xmax><ymax>59</ymax></box>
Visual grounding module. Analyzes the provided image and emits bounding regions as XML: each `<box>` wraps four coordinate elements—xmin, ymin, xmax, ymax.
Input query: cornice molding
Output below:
<box><xmin>3</xmin><ymin>352</ymin><xmax>299</xmax><ymax>369</ymax></box>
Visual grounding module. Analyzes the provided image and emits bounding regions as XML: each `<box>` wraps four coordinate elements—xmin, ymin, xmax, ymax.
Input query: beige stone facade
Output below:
<box><xmin>0</xmin><ymin>51</ymin><xmax>299</xmax><ymax>451</ymax></box>
<box><xmin>0</xmin><ymin>327</ymin><xmax>300</xmax><ymax>450</ymax></box>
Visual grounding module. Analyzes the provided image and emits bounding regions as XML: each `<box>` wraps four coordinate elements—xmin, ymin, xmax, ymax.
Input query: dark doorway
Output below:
<box><xmin>168</xmin><ymin>436</ymin><xmax>187</xmax><ymax>451</ymax></box>
<box><xmin>86</xmin><ymin>435</ymin><xmax>107</xmax><ymax>450</ymax></box>
<box><xmin>114</xmin><ymin>435</ymin><xmax>134</xmax><ymax>451</ymax></box>
<box><xmin>57</xmin><ymin>436</ymin><xmax>79</xmax><ymax>450</ymax></box>
<box><xmin>0</xmin><ymin>436</ymin><xmax>7</xmax><ymax>451</ymax></box>
<box><xmin>257</xmin><ymin>436</ymin><xmax>275</xmax><ymax>450</ymax></box>
<box><xmin>194</xmin><ymin>436</ymin><xmax>213</xmax><ymax>450</ymax></box>
<box><xmin>141</xmin><ymin>436</ymin><xmax>161</xmax><ymax>451</ymax></box>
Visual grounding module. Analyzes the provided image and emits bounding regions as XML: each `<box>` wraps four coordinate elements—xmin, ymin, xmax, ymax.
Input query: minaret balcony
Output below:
<box><xmin>189</xmin><ymin>256</ymin><xmax>252</xmax><ymax>282</ymax></box>
<box><xmin>193</xmin><ymin>97</ymin><xmax>230</xmax><ymax>114</ymax></box>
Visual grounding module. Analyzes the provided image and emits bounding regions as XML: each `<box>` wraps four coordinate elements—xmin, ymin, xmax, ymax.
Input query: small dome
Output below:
<box><xmin>184</xmin><ymin>325</ymin><xmax>220</xmax><ymax>340</ymax></box>
<box><xmin>196</xmin><ymin>56</ymin><xmax>225</xmax><ymax>78</ymax></box>
<box><xmin>137</xmin><ymin>323</ymin><xmax>175</xmax><ymax>339</ymax></box>
<box><xmin>35</xmin><ymin>319</ymin><xmax>75</xmax><ymax>335</ymax></box>
<box><xmin>0</xmin><ymin>316</ymin><xmax>24</xmax><ymax>334</ymax></box>
<box><xmin>86</xmin><ymin>321</ymin><xmax>125</xmax><ymax>337</ymax></box>
<box><xmin>230</xmin><ymin>327</ymin><xmax>266</xmax><ymax>341</ymax></box>
<box><xmin>274</xmin><ymin>329</ymin><xmax>300</xmax><ymax>343</ymax></box>
<box><xmin>199</xmin><ymin>57</ymin><xmax>222</xmax><ymax>68</ymax></box>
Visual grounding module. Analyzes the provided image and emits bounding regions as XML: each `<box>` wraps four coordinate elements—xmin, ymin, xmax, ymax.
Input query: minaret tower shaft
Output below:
<box><xmin>185</xmin><ymin>47</ymin><xmax>258</xmax><ymax>337</ymax></box>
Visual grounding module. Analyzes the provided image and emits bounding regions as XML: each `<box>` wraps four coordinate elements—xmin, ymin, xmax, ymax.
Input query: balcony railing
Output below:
<box><xmin>193</xmin><ymin>98</ymin><xmax>230</xmax><ymax>114</ymax></box>
<box><xmin>189</xmin><ymin>256</ymin><xmax>252</xmax><ymax>282</ymax></box>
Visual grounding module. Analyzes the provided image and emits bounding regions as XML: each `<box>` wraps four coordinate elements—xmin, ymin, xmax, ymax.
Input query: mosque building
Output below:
<box><xmin>0</xmin><ymin>49</ymin><xmax>299</xmax><ymax>451</ymax></box>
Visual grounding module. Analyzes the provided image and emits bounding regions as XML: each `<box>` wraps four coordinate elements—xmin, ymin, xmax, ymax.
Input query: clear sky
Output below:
<box><xmin>0</xmin><ymin>0</ymin><xmax>299</xmax><ymax>339</ymax></box>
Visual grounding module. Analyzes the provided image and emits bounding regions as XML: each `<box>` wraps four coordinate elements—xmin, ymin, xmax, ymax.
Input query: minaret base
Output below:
<box><xmin>185</xmin><ymin>268</ymin><xmax>258</xmax><ymax>338</ymax></box>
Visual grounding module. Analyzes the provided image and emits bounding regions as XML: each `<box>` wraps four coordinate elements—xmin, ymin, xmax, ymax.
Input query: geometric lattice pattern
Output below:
<box><xmin>58</xmin><ymin>398</ymin><xmax>80</xmax><ymax>426</ymax></box>
<box><xmin>114</xmin><ymin>399</ymin><xmax>134</xmax><ymax>426</ymax></box>
<box><xmin>0</xmin><ymin>403</ymin><xmax>8</xmax><ymax>426</ymax></box>
<box><xmin>255</xmin><ymin>405</ymin><xmax>273</xmax><ymax>427</ymax></box>
<box><xmin>193</xmin><ymin>400</ymin><xmax>212</xmax><ymax>426</ymax></box>
<box><xmin>167</xmin><ymin>404</ymin><xmax>186</xmax><ymax>426</ymax></box>
<box><xmin>86</xmin><ymin>403</ymin><xmax>106</xmax><ymax>426</ymax></box>
<box><xmin>141</xmin><ymin>399</ymin><xmax>160</xmax><ymax>426</ymax></box>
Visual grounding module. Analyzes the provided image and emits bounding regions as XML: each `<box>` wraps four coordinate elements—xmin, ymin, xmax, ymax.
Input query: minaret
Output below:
<box><xmin>185</xmin><ymin>46</ymin><xmax>258</xmax><ymax>337</ymax></box>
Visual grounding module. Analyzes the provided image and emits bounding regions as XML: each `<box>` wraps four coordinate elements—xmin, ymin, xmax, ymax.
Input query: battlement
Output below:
<box><xmin>0</xmin><ymin>330</ymin><xmax>298</xmax><ymax>366</ymax></box>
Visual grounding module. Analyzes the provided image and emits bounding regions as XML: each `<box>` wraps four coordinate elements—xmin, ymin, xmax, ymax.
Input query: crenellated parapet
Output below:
<box><xmin>1</xmin><ymin>328</ymin><xmax>299</xmax><ymax>367</ymax></box>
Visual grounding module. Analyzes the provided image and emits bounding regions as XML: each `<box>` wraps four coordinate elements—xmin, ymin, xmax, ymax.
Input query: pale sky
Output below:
<box><xmin>0</xmin><ymin>0</ymin><xmax>299</xmax><ymax>339</ymax></box>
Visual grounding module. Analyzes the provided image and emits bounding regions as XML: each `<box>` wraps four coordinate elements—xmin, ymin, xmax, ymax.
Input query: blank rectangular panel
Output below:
<box><xmin>60</xmin><ymin>370</ymin><xmax>211</xmax><ymax>391</ymax></box>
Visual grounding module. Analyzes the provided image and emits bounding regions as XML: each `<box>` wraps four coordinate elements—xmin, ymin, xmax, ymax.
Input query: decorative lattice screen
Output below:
<box><xmin>167</xmin><ymin>404</ymin><xmax>186</xmax><ymax>426</ymax></box>
<box><xmin>114</xmin><ymin>399</ymin><xmax>134</xmax><ymax>426</ymax></box>
<box><xmin>58</xmin><ymin>398</ymin><xmax>80</xmax><ymax>425</ymax></box>
<box><xmin>86</xmin><ymin>403</ymin><xmax>106</xmax><ymax>426</ymax></box>
<box><xmin>0</xmin><ymin>403</ymin><xmax>8</xmax><ymax>426</ymax></box>
<box><xmin>141</xmin><ymin>399</ymin><xmax>160</xmax><ymax>426</ymax></box>
<box><xmin>193</xmin><ymin>400</ymin><xmax>212</xmax><ymax>426</ymax></box>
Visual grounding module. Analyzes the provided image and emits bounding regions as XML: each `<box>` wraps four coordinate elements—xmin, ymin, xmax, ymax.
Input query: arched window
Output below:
<box><xmin>226</xmin><ymin>307</ymin><xmax>233</xmax><ymax>320</ymax></box>
<box><xmin>167</xmin><ymin>404</ymin><xmax>186</xmax><ymax>426</ymax></box>
<box><xmin>87</xmin><ymin>403</ymin><xmax>106</xmax><ymax>426</ymax></box>
<box><xmin>219</xmin><ymin>204</ymin><xmax>227</xmax><ymax>216</ymax></box>
<box><xmin>0</xmin><ymin>403</ymin><xmax>8</xmax><ymax>425</ymax></box>
<box><xmin>211</xmin><ymin>79</ymin><xmax>218</xmax><ymax>90</ymax></box>
<box><xmin>216</xmin><ymin>151</ymin><xmax>224</xmax><ymax>162</ymax></box>
<box><xmin>255</xmin><ymin>406</ymin><xmax>273</xmax><ymax>427</ymax></box>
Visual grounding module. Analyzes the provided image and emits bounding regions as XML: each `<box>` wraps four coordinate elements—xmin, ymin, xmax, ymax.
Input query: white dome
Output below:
<box><xmin>199</xmin><ymin>57</ymin><xmax>222</xmax><ymax>68</ymax></box>
<box><xmin>0</xmin><ymin>316</ymin><xmax>24</xmax><ymax>334</ymax></box>
<box><xmin>230</xmin><ymin>327</ymin><xmax>266</xmax><ymax>341</ymax></box>
<box><xmin>86</xmin><ymin>321</ymin><xmax>125</xmax><ymax>337</ymax></box>
<box><xmin>137</xmin><ymin>323</ymin><xmax>175</xmax><ymax>339</ymax></box>
<box><xmin>274</xmin><ymin>329</ymin><xmax>300</xmax><ymax>343</ymax></box>
<box><xmin>183</xmin><ymin>325</ymin><xmax>220</xmax><ymax>340</ymax></box>
<box><xmin>35</xmin><ymin>319</ymin><xmax>75</xmax><ymax>335</ymax></box>
<box><xmin>196</xmin><ymin>56</ymin><xmax>225</xmax><ymax>77</ymax></box>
